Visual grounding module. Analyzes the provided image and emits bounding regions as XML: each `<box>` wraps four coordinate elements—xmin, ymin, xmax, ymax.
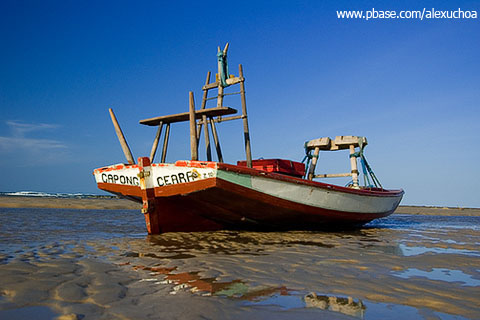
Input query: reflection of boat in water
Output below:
<box><xmin>94</xmin><ymin>44</ymin><xmax>404</xmax><ymax>234</ymax></box>
<box><xmin>132</xmin><ymin>263</ymin><xmax>366</xmax><ymax>318</ymax></box>
<box><xmin>132</xmin><ymin>264</ymin><xmax>287</xmax><ymax>299</ymax></box>
<box><xmin>304</xmin><ymin>292</ymin><xmax>366</xmax><ymax>318</ymax></box>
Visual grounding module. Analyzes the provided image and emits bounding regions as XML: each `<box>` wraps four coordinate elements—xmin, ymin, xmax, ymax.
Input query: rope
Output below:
<box><xmin>359</xmin><ymin>156</ymin><xmax>372</xmax><ymax>187</ymax></box>
<box><xmin>361</xmin><ymin>156</ymin><xmax>383</xmax><ymax>189</ymax></box>
<box><xmin>348</xmin><ymin>136</ymin><xmax>383</xmax><ymax>189</ymax></box>
<box><xmin>302</xmin><ymin>142</ymin><xmax>314</xmax><ymax>177</ymax></box>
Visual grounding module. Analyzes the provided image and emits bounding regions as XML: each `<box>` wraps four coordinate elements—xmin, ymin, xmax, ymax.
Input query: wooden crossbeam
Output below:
<box><xmin>305</xmin><ymin>136</ymin><xmax>368</xmax><ymax>151</ymax></box>
<box><xmin>139</xmin><ymin>107</ymin><xmax>238</xmax><ymax>126</ymax></box>
<box><xmin>202</xmin><ymin>77</ymin><xmax>245</xmax><ymax>90</ymax></box>
<box><xmin>305</xmin><ymin>137</ymin><xmax>331</xmax><ymax>150</ymax></box>
<box><xmin>197</xmin><ymin>115</ymin><xmax>245</xmax><ymax>125</ymax></box>
<box><xmin>315</xmin><ymin>173</ymin><xmax>352</xmax><ymax>178</ymax></box>
<box><xmin>332</xmin><ymin>136</ymin><xmax>368</xmax><ymax>150</ymax></box>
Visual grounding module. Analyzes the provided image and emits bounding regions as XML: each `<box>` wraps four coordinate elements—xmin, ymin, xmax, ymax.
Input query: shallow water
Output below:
<box><xmin>0</xmin><ymin>208</ymin><xmax>479</xmax><ymax>319</ymax></box>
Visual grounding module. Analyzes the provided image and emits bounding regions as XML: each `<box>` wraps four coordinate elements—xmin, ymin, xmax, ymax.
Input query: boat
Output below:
<box><xmin>93</xmin><ymin>44</ymin><xmax>404</xmax><ymax>234</ymax></box>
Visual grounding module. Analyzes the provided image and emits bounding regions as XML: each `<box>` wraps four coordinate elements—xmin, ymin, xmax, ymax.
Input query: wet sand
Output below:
<box><xmin>0</xmin><ymin>195</ymin><xmax>141</xmax><ymax>210</ymax></box>
<box><xmin>1</xmin><ymin>221</ymin><xmax>479</xmax><ymax>319</ymax></box>
<box><xmin>0</xmin><ymin>203</ymin><xmax>479</xmax><ymax>319</ymax></box>
<box><xmin>0</xmin><ymin>195</ymin><xmax>478</xmax><ymax>215</ymax></box>
<box><xmin>394</xmin><ymin>205</ymin><xmax>480</xmax><ymax>216</ymax></box>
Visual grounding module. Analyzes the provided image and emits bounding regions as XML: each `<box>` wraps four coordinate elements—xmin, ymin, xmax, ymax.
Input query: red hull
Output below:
<box><xmin>97</xmin><ymin>165</ymin><xmax>403</xmax><ymax>233</ymax></box>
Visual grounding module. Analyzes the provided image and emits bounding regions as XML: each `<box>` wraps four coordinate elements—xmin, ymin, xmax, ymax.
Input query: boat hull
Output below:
<box><xmin>94</xmin><ymin>158</ymin><xmax>404</xmax><ymax>234</ymax></box>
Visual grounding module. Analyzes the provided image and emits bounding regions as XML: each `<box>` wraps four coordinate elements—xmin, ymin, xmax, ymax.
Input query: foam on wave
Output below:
<box><xmin>0</xmin><ymin>191</ymin><xmax>111</xmax><ymax>199</ymax></box>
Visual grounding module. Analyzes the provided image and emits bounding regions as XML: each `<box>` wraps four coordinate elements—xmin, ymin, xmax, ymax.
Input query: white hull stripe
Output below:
<box><xmin>216</xmin><ymin>169</ymin><xmax>400</xmax><ymax>214</ymax></box>
<box><xmin>95</xmin><ymin>163</ymin><xmax>401</xmax><ymax>214</ymax></box>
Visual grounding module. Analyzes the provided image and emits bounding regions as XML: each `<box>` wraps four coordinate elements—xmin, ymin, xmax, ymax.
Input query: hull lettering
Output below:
<box><xmin>156</xmin><ymin>171</ymin><xmax>202</xmax><ymax>187</ymax></box>
<box><xmin>101</xmin><ymin>173</ymin><xmax>139</xmax><ymax>186</ymax></box>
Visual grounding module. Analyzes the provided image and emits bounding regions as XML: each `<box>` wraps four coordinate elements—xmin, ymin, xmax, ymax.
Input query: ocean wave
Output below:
<box><xmin>0</xmin><ymin>191</ymin><xmax>114</xmax><ymax>199</ymax></box>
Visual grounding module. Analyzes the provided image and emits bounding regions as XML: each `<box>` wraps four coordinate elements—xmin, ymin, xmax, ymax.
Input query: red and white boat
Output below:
<box><xmin>93</xmin><ymin>45</ymin><xmax>404</xmax><ymax>234</ymax></box>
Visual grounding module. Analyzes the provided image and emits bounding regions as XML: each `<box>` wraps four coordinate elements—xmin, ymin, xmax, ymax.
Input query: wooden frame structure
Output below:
<box><xmin>305</xmin><ymin>136</ymin><xmax>368</xmax><ymax>188</ymax></box>
<box><xmin>137</xmin><ymin>44</ymin><xmax>253</xmax><ymax>167</ymax></box>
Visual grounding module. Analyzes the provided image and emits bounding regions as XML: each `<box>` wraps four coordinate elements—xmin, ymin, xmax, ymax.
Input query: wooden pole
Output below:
<box><xmin>197</xmin><ymin>71</ymin><xmax>211</xmax><ymax>143</ymax></box>
<box><xmin>161</xmin><ymin>123</ymin><xmax>170</xmax><ymax>163</ymax></box>
<box><xmin>109</xmin><ymin>108</ymin><xmax>135</xmax><ymax>165</ymax></box>
<box><xmin>149</xmin><ymin>121</ymin><xmax>163</xmax><ymax>163</ymax></box>
<box><xmin>349</xmin><ymin>145</ymin><xmax>359</xmax><ymax>188</ymax></box>
<box><xmin>200</xmin><ymin>72</ymin><xmax>212</xmax><ymax>160</ymax></box>
<box><xmin>209</xmin><ymin>117</ymin><xmax>223</xmax><ymax>162</ymax></box>
<box><xmin>217</xmin><ymin>82</ymin><xmax>224</xmax><ymax>108</ymax></box>
<box><xmin>315</xmin><ymin>173</ymin><xmax>352</xmax><ymax>178</ymax></box>
<box><xmin>238</xmin><ymin>64</ymin><xmax>252</xmax><ymax>168</ymax></box>
<box><xmin>307</xmin><ymin>147</ymin><xmax>320</xmax><ymax>180</ymax></box>
<box><xmin>203</xmin><ymin>116</ymin><xmax>212</xmax><ymax>161</ymax></box>
<box><xmin>201</xmin><ymin>73</ymin><xmax>211</xmax><ymax>109</ymax></box>
<box><xmin>189</xmin><ymin>91</ymin><xmax>198</xmax><ymax>161</ymax></box>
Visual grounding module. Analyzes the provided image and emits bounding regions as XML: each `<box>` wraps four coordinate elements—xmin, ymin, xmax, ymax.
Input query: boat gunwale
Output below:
<box><xmin>94</xmin><ymin>160</ymin><xmax>404</xmax><ymax>198</ymax></box>
<box><xmin>215</xmin><ymin>162</ymin><xmax>403</xmax><ymax>198</ymax></box>
<box><xmin>97</xmin><ymin>176</ymin><xmax>399</xmax><ymax>218</ymax></box>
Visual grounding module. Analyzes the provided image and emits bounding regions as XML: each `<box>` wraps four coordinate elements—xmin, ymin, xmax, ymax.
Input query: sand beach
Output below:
<box><xmin>0</xmin><ymin>197</ymin><xmax>479</xmax><ymax>319</ymax></box>
<box><xmin>0</xmin><ymin>195</ymin><xmax>141</xmax><ymax>210</ymax></box>
<box><xmin>1</xmin><ymin>195</ymin><xmax>478</xmax><ymax>215</ymax></box>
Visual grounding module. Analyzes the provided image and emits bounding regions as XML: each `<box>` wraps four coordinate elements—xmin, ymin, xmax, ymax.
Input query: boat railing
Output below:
<box><xmin>305</xmin><ymin>136</ymin><xmax>371</xmax><ymax>188</ymax></box>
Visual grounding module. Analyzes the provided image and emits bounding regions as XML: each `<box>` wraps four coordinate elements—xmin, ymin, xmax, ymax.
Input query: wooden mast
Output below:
<box><xmin>189</xmin><ymin>91</ymin><xmax>198</xmax><ymax>161</ymax></box>
<box><xmin>149</xmin><ymin>121</ymin><xmax>163</xmax><ymax>162</ymax></box>
<box><xmin>239</xmin><ymin>64</ymin><xmax>252</xmax><ymax>168</ymax></box>
<box><xmin>209</xmin><ymin>118</ymin><xmax>223</xmax><ymax>162</ymax></box>
<box><xmin>198</xmin><ymin>71</ymin><xmax>212</xmax><ymax>161</ymax></box>
<box><xmin>161</xmin><ymin>123</ymin><xmax>170</xmax><ymax>163</ymax></box>
<box><xmin>109</xmin><ymin>108</ymin><xmax>135</xmax><ymax>165</ymax></box>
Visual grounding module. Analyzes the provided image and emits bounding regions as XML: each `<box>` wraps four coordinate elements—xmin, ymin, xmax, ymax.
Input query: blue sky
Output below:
<box><xmin>1</xmin><ymin>1</ymin><xmax>479</xmax><ymax>207</ymax></box>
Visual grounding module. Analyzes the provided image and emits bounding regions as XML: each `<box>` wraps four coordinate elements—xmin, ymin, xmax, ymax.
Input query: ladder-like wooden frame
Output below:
<box><xmin>138</xmin><ymin>44</ymin><xmax>253</xmax><ymax>167</ymax></box>
<box><xmin>108</xmin><ymin>44</ymin><xmax>253</xmax><ymax>168</ymax></box>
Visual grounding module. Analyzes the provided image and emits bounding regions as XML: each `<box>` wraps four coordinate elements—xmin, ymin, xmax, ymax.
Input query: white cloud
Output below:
<box><xmin>0</xmin><ymin>136</ymin><xmax>66</xmax><ymax>151</ymax></box>
<box><xmin>6</xmin><ymin>120</ymin><xmax>60</xmax><ymax>137</ymax></box>
<box><xmin>0</xmin><ymin>121</ymin><xmax>67</xmax><ymax>152</ymax></box>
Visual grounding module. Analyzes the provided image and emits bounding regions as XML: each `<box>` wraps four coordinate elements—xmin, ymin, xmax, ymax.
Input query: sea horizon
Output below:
<box><xmin>1</xmin><ymin>190</ymin><xmax>479</xmax><ymax>210</ymax></box>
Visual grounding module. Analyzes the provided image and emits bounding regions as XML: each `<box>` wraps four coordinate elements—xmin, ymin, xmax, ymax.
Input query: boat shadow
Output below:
<box><xmin>138</xmin><ymin>228</ymin><xmax>401</xmax><ymax>257</ymax></box>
